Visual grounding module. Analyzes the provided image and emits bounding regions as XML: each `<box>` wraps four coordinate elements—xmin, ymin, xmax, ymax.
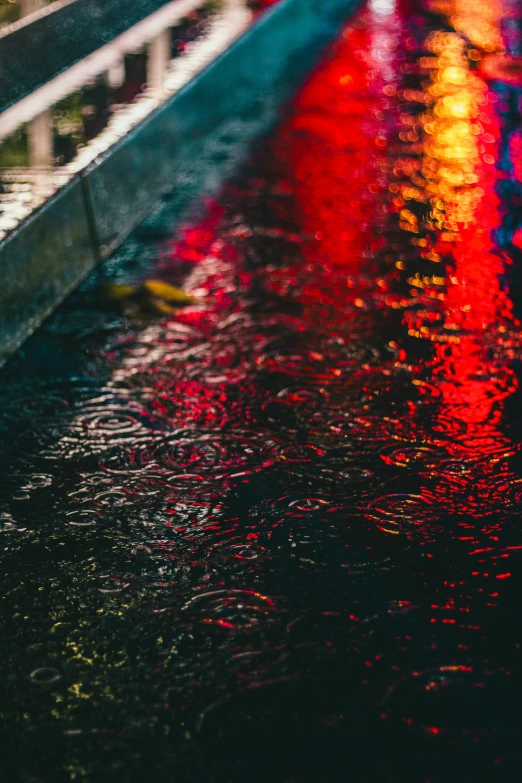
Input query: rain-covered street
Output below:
<box><xmin>2</xmin><ymin>0</ymin><xmax>522</xmax><ymax>780</ymax></box>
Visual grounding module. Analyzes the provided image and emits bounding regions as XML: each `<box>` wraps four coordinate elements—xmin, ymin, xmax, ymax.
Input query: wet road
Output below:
<box><xmin>2</xmin><ymin>0</ymin><xmax>522</xmax><ymax>780</ymax></box>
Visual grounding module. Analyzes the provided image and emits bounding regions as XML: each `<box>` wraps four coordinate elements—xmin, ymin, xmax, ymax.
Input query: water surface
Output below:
<box><xmin>2</xmin><ymin>0</ymin><xmax>522</xmax><ymax>780</ymax></box>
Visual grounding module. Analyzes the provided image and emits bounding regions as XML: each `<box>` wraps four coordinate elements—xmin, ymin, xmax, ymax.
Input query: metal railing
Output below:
<box><xmin>0</xmin><ymin>0</ymin><xmax>250</xmax><ymax>241</ymax></box>
<box><xmin>0</xmin><ymin>0</ymin><xmax>179</xmax><ymax>111</ymax></box>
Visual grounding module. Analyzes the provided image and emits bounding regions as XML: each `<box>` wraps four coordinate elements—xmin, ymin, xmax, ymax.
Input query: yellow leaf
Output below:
<box><xmin>103</xmin><ymin>283</ymin><xmax>137</xmax><ymax>301</ymax></box>
<box><xmin>142</xmin><ymin>279</ymin><xmax>194</xmax><ymax>304</ymax></box>
<box><xmin>147</xmin><ymin>297</ymin><xmax>179</xmax><ymax>315</ymax></box>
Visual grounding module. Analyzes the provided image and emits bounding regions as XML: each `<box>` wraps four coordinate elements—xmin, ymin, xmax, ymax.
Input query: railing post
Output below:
<box><xmin>106</xmin><ymin>59</ymin><xmax>126</xmax><ymax>89</ymax></box>
<box><xmin>20</xmin><ymin>0</ymin><xmax>43</xmax><ymax>17</ymax></box>
<box><xmin>147</xmin><ymin>29</ymin><xmax>171</xmax><ymax>95</ymax></box>
<box><xmin>28</xmin><ymin>110</ymin><xmax>53</xmax><ymax>167</ymax></box>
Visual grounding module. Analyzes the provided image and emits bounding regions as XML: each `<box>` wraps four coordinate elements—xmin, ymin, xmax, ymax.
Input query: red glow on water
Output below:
<box><xmin>429</xmin><ymin>72</ymin><xmax>518</xmax><ymax>470</ymax></box>
<box><xmin>276</xmin><ymin>17</ymin><xmax>396</xmax><ymax>271</ymax></box>
<box><xmin>86</xmin><ymin>6</ymin><xmax>522</xmax><ymax>769</ymax></box>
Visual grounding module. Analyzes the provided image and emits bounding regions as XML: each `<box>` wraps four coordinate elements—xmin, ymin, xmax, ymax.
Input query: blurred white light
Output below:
<box><xmin>369</xmin><ymin>0</ymin><xmax>396</xmax><ymax>15</ymax></box>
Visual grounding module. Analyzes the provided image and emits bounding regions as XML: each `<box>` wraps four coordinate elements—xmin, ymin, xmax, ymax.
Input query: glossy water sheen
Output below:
<box><xmin>3</xmin><ymin>0</ymin><xmax>522</xmax><ymax>780</ymax></box>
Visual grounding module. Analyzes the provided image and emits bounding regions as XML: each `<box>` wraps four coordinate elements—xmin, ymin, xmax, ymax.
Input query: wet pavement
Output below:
<box><xmin>2</xmin><ymin>0</ymin><xmax>522</xmax><ymax>780</ymax></box>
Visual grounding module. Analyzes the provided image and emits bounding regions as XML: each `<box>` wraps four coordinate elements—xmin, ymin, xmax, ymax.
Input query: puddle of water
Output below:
<box><xmin>2</xmin><ymin>0</ymin><xmax>522</xmax><ymax>780</ymax></box>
